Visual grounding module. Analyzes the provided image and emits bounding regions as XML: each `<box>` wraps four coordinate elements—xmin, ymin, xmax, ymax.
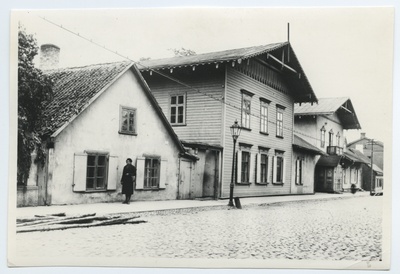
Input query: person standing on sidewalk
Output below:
<box><xmin>121</xmin><ymin>158</ymin><xmax>136</xmax><ymax>204</ymax></box>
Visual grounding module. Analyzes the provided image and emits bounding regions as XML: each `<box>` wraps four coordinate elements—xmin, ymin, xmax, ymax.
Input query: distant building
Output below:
<box><xmin>347</xmin><ymin>132</ymin><xmax>384</xmax><ymax>170</ymax></box>
<box><xmin>294</xmin><ymin>97</ymin><xmax>367</xmax><ymax>193</ymax></box>
<box><xmin>140</xmin><ymin>42</ymin><xmax>321</xmax><ymax>198</ymax></box>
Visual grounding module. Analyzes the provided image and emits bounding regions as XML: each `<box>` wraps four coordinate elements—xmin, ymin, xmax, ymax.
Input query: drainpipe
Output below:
<box><xmin>177</xmin><ymin>154</ymin><xmax>181</xmax><ymax>200</ymax></box>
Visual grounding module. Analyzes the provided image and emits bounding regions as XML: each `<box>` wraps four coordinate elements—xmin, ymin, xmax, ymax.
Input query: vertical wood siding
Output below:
<box><xmin>143</xmin><ymin>68</ymin><xmax>225</xmax><ymax>146</ymax></box>
<box><xmin>221</xmin><ymin>67</ymin><xmax>294</xmax><ymax>198</ymax></box>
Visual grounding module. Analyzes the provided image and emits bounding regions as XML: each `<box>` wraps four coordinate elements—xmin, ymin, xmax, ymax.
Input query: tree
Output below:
<box><xmin>17</xmin><ymin>25</ymin><xmax>53</xmax><ymax>185</ymax></box>
<box><xmin>169</xmin><ymin>47</ymin><xmax>196</xmax><ymax>57</ymax></box>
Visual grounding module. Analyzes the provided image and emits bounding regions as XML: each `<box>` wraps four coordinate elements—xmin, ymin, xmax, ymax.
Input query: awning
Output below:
<box><xmin>293</xmin><ymin>134</ymin><xmax>327</xmax><ymax>156</ymax></box>
<box><xmin>316</xmin><ymin>155</ymin><xmax>342</xmax><ymax>167</ymax></box>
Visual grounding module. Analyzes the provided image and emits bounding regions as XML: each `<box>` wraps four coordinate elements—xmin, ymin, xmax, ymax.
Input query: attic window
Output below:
<box><xmin>119</xmin><ymin>106</ymin><xmax>137</xmax><ymax>135</ymax></box>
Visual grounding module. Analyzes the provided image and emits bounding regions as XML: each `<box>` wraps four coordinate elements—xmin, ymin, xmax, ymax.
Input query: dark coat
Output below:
<box><xmin>121</xmin><ymin>164</ymin><xmax>136</xmax><ymax>195</ymax></box>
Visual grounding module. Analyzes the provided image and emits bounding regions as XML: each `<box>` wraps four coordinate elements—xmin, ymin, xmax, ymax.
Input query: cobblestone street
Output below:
<box><xmin>15</xmin><ymin>196</ymin><xmax>383</xmax><ymax>261</ymax></box>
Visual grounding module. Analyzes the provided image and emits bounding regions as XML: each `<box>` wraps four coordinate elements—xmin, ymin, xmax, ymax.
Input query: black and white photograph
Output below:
<box><xmin>3</xmin><ymin>2</ymin><xmax>398</xmax><ymax>274</ymax></box>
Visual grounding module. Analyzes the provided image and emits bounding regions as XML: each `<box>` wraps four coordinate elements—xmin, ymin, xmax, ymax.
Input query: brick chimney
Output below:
<box><xmin>39</xmin><ymin>44</ymin><xmax>60</xmax><ymax>70</ymax></box>
<box><xmin>360</xmin><ymin>132</ymin><xmax>366</xmax><ymax>139</ymax></box>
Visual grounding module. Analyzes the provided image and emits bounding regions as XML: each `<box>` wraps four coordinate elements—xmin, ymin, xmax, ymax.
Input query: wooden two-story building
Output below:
<box><xmin>139</xmin><ymin>42</ymin><xmax>320</xmax><ymax>199</ymax></box>
<box><xmin>294</xmin><ymin>97</ymin><xmax>365</xmax><ymax>193</ymax></box>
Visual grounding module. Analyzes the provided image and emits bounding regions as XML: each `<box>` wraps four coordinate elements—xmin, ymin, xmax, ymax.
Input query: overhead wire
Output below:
<box><xmin>37</xmin><ymin>14</ymin><xmax>341</xmax><ymax>146</ymax></box>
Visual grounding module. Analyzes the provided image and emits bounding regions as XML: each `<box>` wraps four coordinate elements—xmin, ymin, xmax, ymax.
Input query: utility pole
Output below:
<box><xmin>369</xmin><ymin>139</ymin><xmax>374</xmax><ymax>196</ymax></box>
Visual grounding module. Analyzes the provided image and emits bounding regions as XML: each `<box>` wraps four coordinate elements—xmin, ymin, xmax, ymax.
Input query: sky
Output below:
<box><xmin>12</xmin><ymin>7</ymin><xmax>394</xmax><ymax>145</ymax></box>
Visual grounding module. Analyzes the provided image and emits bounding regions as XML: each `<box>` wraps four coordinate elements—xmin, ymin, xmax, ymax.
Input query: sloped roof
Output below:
<box><xmin>316</xmin><ymin>155</ymin><xmax>342</xmax><ymax>167</ymax></box>
<box><xmin>39</xmin><ymin>61</ymin><xmax>132</xmax><ymax>136</ymax></box>
<box><xmin>138</xmin><ymin>43</ymin><xmax>286</xmax><ymax>70</ymax></box>
<box><xmin>38</xmin><ymin>61</ymin><xmax>194</xmax><ymax>159</ymax></box>
<box><xmin>294</xmin><ymin>97</ymin><xmax>361</xmax><ymax>130</ymax></box>
<box><xmin>347</xmin><ymin>148</ymin><xmax>371</xmax><ymax>164</ymax></box>
<box><xmin>293</xmin><ymin>134</ymin><xmax>327</xmax><ymax>155</ymax></box>
<box><xmin>139</xmin><ymin>42</ymin><xmax>317</xmax><ymax>103</ymax></box>
<box><xmin>347</xmin><ymin>136</ymin><xmax>384</xmax><ymax>148</ymax></box>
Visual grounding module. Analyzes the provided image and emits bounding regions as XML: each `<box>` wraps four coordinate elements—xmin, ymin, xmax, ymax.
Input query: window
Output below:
<box><xmin>144</xmin><ymin>158</ymin><xmax>160</xmax><ymax>188</ymax></box>
<box><xmin>329</xmin><ymin>129</ymin><xmax>334</xmax><ymax>146</ymax></box>
<box><xmin>276</xmin><ymin>156</ymin><xmax>284</xmax><ymax>183</ymax></box>
<box><xmin>120</xmin><ymin>106</ymin><xmax>136</xmax><ymax>135</ymax></box>
<box><xmin>276</xmin><ymin>107</ymin><xmax>284</xmax><ymax>137</ymax></box>
<box><xmin>320</xmin><ymin>126</ymin><xmax>326</xmax><ymax>148</ymax></box>
<box><xmin>241</xmin><ymin>151</ymin><xmax>250</xmax><ymax>183</ymax></box>
<box><xmin>170</xmin><ymin>94</ymin><xmax>186</xmax><ymax>125</ymax></box>
<box><xmin>336</xmin><ymin>132</ymin><xmax>341</xmax><ymax>146</ymax></box>
<box><xmin>260</xmin><ymin>100</ymin><xmax>269</xmax><ymax>134</ymax></box>
<box><xmin>273</xmin><ymin>152</ymin><xmax>285</xmax><ymax>184</ymax></box>
<box><xmin>136</xmin><ymin>157</ymin><xmax>167</xmax><ymax>190</ymax></box>
<box><xmin>241</xmin><ymin>94</ymin><xmax>251</xmax><ymax>129</ymax></box>
<box><xmin>86</xmin><ymin>153</ymin><xmax>108</xmax><ymax>190</ymax></box>
<box><xmin>260</xmin><ymin>154</ymin><xmax>268</xmax><ymax>183</ymax></box>
<box><xmin>295</xmin><ymin>158</ymin><xmax>303</xmax><ymax>185</ymax></box>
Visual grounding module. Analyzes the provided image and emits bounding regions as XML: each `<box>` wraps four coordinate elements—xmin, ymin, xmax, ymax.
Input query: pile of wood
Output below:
<box><xmin>16</xmin><ymin>213</ymin><xmax>146</xmax><ymax>233</ymax></box>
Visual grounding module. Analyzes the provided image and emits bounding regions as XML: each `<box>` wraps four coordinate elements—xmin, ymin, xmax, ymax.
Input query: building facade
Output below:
<box><xmin>294</xmin><ymin>97</ymin><xmax>365</xmax><ymax>193</ymax></box>
<box><xmin>140</xmin><ymin>42</ymin><xmax>319</xmax><ymax>199</ymax></box>
<box><xmin>17</xmin><ymin>61</ymin><xmax>196</xmax><ymax>206</ymax></box>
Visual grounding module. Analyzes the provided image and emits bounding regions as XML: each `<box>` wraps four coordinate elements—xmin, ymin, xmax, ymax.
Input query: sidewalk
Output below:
<box><xmin>15</xmin><ymin>191</ymin><xmax>370</xmax><ymax>219</ymax></box>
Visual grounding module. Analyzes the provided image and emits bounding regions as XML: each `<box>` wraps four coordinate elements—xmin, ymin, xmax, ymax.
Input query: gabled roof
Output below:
<box><xmin>139</xmin><ymin>42</ymin><xmax>317</xmax><ymax>103</ymax></box>
<box><xmin>138</xmin><ymin>43</ymin><xmax>286</xmax><ymax>70</ymax></box>
<box><xmin>347</xmin><ymin>136</ymin><xmax>384</xmax><ymax>148</ymax></box>
<box><xmin>293</xmin><ymin>134</ymin><xmax>327</xmax><ymax>155</ymax></box>
<box><xmin>347</xmin><ymin>148</ymin><xmax>371</xmax><ymax>164</ymax></box>
<box><xmin>294</xmin><ymin>97</ymin><xmax>361</xmax><ymax>130</ymax></box>
<box><xmin>38</xmin><ymin>61</ymin><xmax>193</xmax><ymax>159</ymax></box>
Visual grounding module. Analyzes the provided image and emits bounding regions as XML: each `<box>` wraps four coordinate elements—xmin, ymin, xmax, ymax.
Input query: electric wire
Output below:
<box><xmin>37</xmin><ymin>15</ymin><xmax>345</xmax><ymax>146</ymax></box>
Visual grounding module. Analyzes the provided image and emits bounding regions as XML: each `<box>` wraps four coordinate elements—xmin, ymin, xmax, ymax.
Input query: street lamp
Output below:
<box><xmin>229</xmin><ymin>120</ymin><xmax>241</xmax><ymax>206</ymax></box>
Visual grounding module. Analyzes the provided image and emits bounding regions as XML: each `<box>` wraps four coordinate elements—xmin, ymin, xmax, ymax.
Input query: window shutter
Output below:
<box><xmin>135</xmin><ymin>157</ymin><xmax>145</xmax><ymax>189</ymax></box>
<box><xmin>267</xmin><ymin>156</ymin><xmax>272</xmax><ymax>183</ymax></box>
<box><xmin>249</xmin><ymin>153</ymin><xmax>255</xmax><ymax>183</ymax></box>
<box><xmin>73</xmin><ymin>153</ymin><xmax>87</xmax><ymax>192</ymax></box>
<box><xmin>300</xmin><ymin>160</ymin><xmax>304</xmax><ymax>185</ymax></box>
<box><xmin>272</xmin><ymin>156</ymin><xmax>277</xmax><ymax>183</ymax></box>
<box><xmin>295</xmin><ymin>160</ymin><xmax>299</xmax><ymax>184</ymax></box>
<box><xmin>236</xmin><ymin>151</ymin><xmax>242</xmax><ymax>183</ymax></box>
<box><xmin>107</xmin><ymin>156</ymin><xmax>118</xmax><ymax>190</ymax></box>
<box><xmin>282</xmin><ymin>158</ymin><xmax>286</xmax><ymax>184</ymax></box>
<box><xmin>159</xmin><ymin>159</ymin><xmax>168</xmax><ymax>189</ymax></box>
<box><xmin>256</xmin><ymin>153</ymin><xmax>261</xmax><ymax>183</ymax></box>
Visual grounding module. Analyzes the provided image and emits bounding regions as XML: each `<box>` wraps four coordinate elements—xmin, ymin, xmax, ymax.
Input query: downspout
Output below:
<box><xmin>177</xmin><ymin>154</ymin><xmax>181</xmax><ymax>200</ymax></box>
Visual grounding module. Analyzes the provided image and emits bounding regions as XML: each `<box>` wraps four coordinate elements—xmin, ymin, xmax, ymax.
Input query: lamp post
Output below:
<box><xmin>229</xmin><ymin>120</ymin><xmax>241</xmax><ymax>206</ymax></box>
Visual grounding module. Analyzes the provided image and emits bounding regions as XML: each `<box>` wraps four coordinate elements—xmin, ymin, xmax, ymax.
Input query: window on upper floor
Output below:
<box><xmin>170</xmin><ymin>94</ymin><xmax>186</xmax><ymax>125</ymax></box>
<box><xmin>336</xmin><ymin>132</ymin><xmax>341</xmax><ymax>147</ymax></box>
<box><xmin>329</xmin><ymin>129</ymin><xmax>334</xmax><ymax>146</ymax></box>
<box><xmin>320</xmin><ymin>126</ymin><xmax>326</xmax><ymax>148</ymax></box>
<box><xmin>119</xmin><ymin>106</ymin><xmax>137</xmax><ymax>135</ymax></box>
<box><xmin>276</xmin><ymin>106</ymin><xmax>284</xmax><ymax>138</ymax></box>
<box><xmin>241</xmin><ymin>93</ymin><xmax>252</xmax><ymax>129</ymax></box>
<box><xmin>260</xmin><ymin>98</ymin><xmax>270</xmax><ymax>134</ymax></box>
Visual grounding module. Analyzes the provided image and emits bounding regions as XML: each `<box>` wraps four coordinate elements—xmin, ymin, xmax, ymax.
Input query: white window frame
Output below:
<box><xmin>119</xmin><ymin>106</ymin><xmax>137</xmax><ymax>135</ymax></box>
<box><xmin>260</xmin><ymin>99</ymin><xmax>270</xmax><ymax>134</ymax></box>
<box><xmin>276</xmin><ymin>106</ymin><xmax>284</xmax><ymax>138</ymax></box>
<box><xmin>295</xmin><ymin>158</ymin><xmax>303</xmax><ymax>185</ymax></box>
<box><xmin>170</xmin><ymin>94</ymin><xmax>186</xmax><ymax>125</ymax></box>
<box><xmin>241</xmin><ymin>94</ymin><xmax>251</xmax><ymax>129</ymax></box>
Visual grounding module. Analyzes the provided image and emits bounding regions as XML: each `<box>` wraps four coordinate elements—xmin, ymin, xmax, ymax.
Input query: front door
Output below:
<box><xmin>202</xmin><ymin>150</ymin><xmax>219</xmax><ymax>198</ymax></box>
<box><xmin>178</xmin><ymin>159</ymin><xmax>192</xmax><ymax>199</ymax></box>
